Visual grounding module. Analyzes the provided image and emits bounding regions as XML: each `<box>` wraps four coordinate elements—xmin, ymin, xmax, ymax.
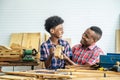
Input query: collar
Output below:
<box><xmin>47</xmin><ymin>38</ymin><xmax>62</xmax><ymax>45</ymax></box>
<box><xmin>80</xmin><ymin>43</ymin><xmax>97</xmax><ymax>50</ymax></box>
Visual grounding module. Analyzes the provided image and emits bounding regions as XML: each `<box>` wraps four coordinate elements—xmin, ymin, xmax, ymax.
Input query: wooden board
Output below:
<box><xmin>9</xmin><ymin>33</ymin><xmax>41</xmax><ymax>52</ymax></box>
<box><xmin>9</xmin><ymin>33</ymin><xmax>23</xmax><ymax>49</ymax></box>
<box><xmin>116</xmin><ymin>29</ymin><xmax>120</xmax><ymax>53</ymax></box>
<box><xmin>0</xmin><ymin>49</ymin><xmax>22</xmax><ymax>61</ymax></box>
<box><xmin>57</xmin><ymin>71</ymin><xmax>120</xmax><ymax>77</ymax></box>
<box><xmin>5</xmin><ymin>71</ymin><xmax>75</xmax><ymax>79</ymax></box>
<box><xmin>4</xmin><ymin>68</ymin><xmax>120</xmax><ymax>80</ymax></box>
<box><xmin>0</xmin><ymin>75</ymin><xmax>37</xmax><ymax>80</ymax></box>
<box><xmin>67</xmin><ymin>77</ymin><xmax>120</xmax><ymax>80</ymax></box>
<box><xmin>0</xmin><ymin>45</ymin><xmax>10</xmax><ymax>50</ymax></box>
<box><xmin>22</xmin><ymin>33</ymin><xmax>41</xmax><ymax>52</ymax></box>
<box><xmin>0</xmin><ymin>61</ymin><xmax>38</xmax><ymax>66</ymax></box>
<box><xmin>57</xmin><ymin>68</ymin><xmax>120</xmax><ymax>75</ymax></box>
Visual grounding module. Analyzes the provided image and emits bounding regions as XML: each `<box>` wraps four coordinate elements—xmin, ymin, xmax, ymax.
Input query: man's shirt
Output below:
<box><xmin>72</xmin><ymin>43</ymin><xmax>105</xmax><ymax>65</ymax></box>
<box><xmin>40</xmin><ymin>38</ymin><xmax>72</xmax><ymax>69</ymax></box>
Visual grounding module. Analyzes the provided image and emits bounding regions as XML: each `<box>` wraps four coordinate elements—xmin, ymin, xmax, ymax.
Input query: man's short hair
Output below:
<box><xmin>90</xmin><ymin>26</ymin><xmax>102</xmax><ymax>40</ymax></box>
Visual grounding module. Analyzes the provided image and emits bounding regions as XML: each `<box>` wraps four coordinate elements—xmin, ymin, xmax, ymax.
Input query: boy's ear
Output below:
<box><xmin>50</xmin><ymin>29</ymin><xmax>54</xmax><ymax>33</ymax></box>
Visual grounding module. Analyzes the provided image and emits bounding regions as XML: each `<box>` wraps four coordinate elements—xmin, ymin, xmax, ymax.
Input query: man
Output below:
<box><xmin>40</xmin><ymin>16</ymin><xmax>75</xmax><ymax>69</ymax></box>
<box><xmin>72</xmin><ymin>26</ymin><xmax>105</xmax><ymax>66</ymax></box>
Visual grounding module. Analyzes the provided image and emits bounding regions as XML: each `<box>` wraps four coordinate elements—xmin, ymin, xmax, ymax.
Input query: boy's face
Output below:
<box><xmin>50</xmin><ymin>24</ymin><xmax>64</xmax><ymax>38</ymax></box>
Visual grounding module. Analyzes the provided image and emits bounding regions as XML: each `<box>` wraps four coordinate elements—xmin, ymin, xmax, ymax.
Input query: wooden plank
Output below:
<box><xmin>57</xmin><ymin>68</ymin><xmax>120</xmax><ymax>75</ymax></box>
<box><xmin>22</xmin><ymin>33</ymin><xmax>41</xmax><ymax>52</ymax></box>
<box><xmin>5</xmin><ymin>71</ymin><xmax>75</xmax><ymax>79</ymax></box>
<box><xmin>9</xmin><ymin>33</ymin><xmax>23</xmax><ymax>49</ymax></box>
<box><xmin>67</xmin><ymin>77</ymin><xmax>120</xmax><ymax>80</ymax></box>
<box><xmin>34</xmin><ymin>60</ymin><xmax>45</xmax><ymax>69</ymax></box>
<box><xmin>4</xmin><ymin>69</ymin><xmax>120</xmax><ymax>79</ymax></box>
<box><xmin>116</xmin><ymin>29</ymin><xmax>120</xmax><ymax>53</ymax></box>
<box><xmin>0</xmin><ymin>45</ymin><xmax>10</xmax><ymax>50</ymax></box>
<box><xmin>0</xmin><ymin>75</ymin><xmax>37</xmax><ymax>80</ymax></box>
<box><xmin>0</xmin><ymin>61</ymin><xmax>38</xmax><ymax>66</ymax></box>
<box><xmin>0</xmin><ymin>49</ymin><xmax>22</xmax><ymax>61</ymax></box>
<box><xmin>58</xmin><ymin>72</ymin><xmax>120</xmax><ymax>77</ymax></box>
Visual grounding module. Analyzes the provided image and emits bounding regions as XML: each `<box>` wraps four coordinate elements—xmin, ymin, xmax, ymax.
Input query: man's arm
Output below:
<box><xmin>63</xmin><ymin>54</ymin><xmax>76</xmax><ymax>65</ymax></box>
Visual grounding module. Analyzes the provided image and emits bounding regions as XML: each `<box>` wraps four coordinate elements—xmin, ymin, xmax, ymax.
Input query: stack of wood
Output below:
<box><xmin>0</xmin><ymin>33</ymin><xmax>41</xmax><ymax>62</ymax></box>
<box><xmin>0</xmin><ymin>45</ymin><xmax>22</xmax><ymax>61</ymax></box>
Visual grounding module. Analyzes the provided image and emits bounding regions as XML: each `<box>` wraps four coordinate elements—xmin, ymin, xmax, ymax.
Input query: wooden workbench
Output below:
<box><xmin>0</xmin><ymin>66</ymin><xmax>120</xmax><ymax>80</ymax></box>
<box><xmin>0</xmin><ymin>60</ymin><xmax>39</xmax><ymax>70</ymax></box>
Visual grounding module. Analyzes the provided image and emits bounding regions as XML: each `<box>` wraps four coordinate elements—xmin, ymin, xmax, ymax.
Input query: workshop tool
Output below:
<box><xmin>111</xmin><ymin>61</ymin><xmax>120</xmax><ymax>72</ymax></box>
<box><xmin>98</xmin><ymin>67</ymin><xmax>108</xmax><ymax>71</ymax></box>
<box><xmin>100</xmin><ymin>53</ymin><xmax>120</xmax><ymax>68</ymax></box>
<box><xmin>22</xmin><ymin>49</ymin><xmax>38</xmax><ymax>61</ymax></box>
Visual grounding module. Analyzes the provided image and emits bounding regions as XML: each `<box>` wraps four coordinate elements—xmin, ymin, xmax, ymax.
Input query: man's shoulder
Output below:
<box><xmin>93</xmin><ymin>45</ymin><xmax>105</xmax><ymax>55</ymax></box>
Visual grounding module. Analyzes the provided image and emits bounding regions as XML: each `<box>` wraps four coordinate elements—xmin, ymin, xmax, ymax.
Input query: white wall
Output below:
<box><xmin>0</xmin><ymin>0</ymin><xmax>120</xmax><ymax>71</ymax></box>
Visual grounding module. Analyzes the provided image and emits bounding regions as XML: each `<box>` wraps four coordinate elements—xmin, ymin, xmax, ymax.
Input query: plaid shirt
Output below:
<box><xmin>40</xmin><ymin>38</ymin><xmax>72</xmax><ymax>69</ymax></box>
<box><xmin>72</xmin><ymin>43</ymin><xmax>104</xmax><ymax>65</ymax></box>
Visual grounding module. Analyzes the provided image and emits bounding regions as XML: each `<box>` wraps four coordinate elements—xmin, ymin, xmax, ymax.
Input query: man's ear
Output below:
<box><xmin>50</xmin><ymin>29</ymin><xmax>54</xmax><ymax>33</ymax></box>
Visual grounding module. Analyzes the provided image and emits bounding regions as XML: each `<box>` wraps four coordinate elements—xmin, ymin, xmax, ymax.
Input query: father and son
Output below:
<box><xmin>40</xmin><ymin>16</ymin><xmax>105</xmax><ymax>69</ymax></box>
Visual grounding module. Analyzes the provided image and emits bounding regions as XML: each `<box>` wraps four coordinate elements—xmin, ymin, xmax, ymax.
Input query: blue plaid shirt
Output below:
<box><xmin>40</xmin><ymin>38</ymin><xmax>72</xmax><ymax>69</ymax></box>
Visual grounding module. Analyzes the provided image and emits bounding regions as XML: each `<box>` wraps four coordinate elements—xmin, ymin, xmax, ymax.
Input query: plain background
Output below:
<box><xmin>0</xmin><ymin>0</ymin><xmax>120</xmax><ymax>71</ymax></box>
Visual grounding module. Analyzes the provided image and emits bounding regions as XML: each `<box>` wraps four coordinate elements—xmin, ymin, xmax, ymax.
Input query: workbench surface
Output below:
<box><xmin>0</xmin><ymin>66</ymin><xmax>120</xmax><ymax>80</ymax></box>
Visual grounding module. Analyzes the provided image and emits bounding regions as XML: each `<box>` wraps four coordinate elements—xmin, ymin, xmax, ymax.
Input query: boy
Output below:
<box><xmin>40</xmin><ymin>16</ymin><xmax>75</xmax><ymax>69</ymax></box>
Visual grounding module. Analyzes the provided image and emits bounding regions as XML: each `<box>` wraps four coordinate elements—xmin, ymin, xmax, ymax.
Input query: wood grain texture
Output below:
<box><xmin>22</xmin><ymin>33</ymin><xmax>40</xmax><ymax>52</ymax></box>
<box><xmin>9</xmin><ymin>33</ymin><xmax>23</xmax><ymax>49</ymax></box>
<box><xmin>116</xmin><ymin>29</ymin><xmax>120</xmax><ymax>53</ymax></box>
<box><xmin>67</xmin><ymin>77</ymin><xmax>120</xmax><ymax>80</ymax></box>
<box><xmin>0</xmin><ymin>75</ymin><xmax>37</xmax><ymax>80</ymax></box>
<box><xmin>4</xmin><ymin>68</ymin><xmax>120</xmax><ymax>80</ymax></box>
<box><xmin>5</xmin><ymin>71</ymin><xmax>75</xmax><ymax>79</ymax></box>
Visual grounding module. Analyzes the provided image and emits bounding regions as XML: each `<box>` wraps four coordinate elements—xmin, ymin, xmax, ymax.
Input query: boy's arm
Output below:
<box><xmin>44</xmin><ymin>48</ymin><xmax>54</xmax><ymax>68</ymax></box>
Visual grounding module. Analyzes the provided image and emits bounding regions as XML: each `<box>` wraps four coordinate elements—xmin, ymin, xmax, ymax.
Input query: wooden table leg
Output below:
<box><xmin>31</xmin><ymin>66</ymin><xmax>34</xmax><ymax>70</ymax></box>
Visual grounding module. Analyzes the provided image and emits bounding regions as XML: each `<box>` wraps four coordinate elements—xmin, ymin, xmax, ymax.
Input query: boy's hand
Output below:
<box><xmin>49</xmin><ymin>47</ymin><xmax>54</xmax><ymax>56</ymax></box>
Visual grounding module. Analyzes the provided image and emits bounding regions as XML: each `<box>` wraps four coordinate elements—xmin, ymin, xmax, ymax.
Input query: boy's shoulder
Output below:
<box><xmin>59</xmin><ymin>39</ymin><xmax>69</xmax><ymax>44</ymax></box>
<box><xmin>41</xmin><ymin>39</ymin><xmax>50</xmax><ymax>46</ymax></box>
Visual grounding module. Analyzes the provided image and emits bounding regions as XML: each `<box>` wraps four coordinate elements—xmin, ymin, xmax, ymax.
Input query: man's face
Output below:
<box><xmin>50</xmin><ymin>24</ymin><xmax>64</xmax><ymax>38</ymax></box>
<box><xmin>80</xmin><ymin>28</ymin><xmax>96</xmax><ymax>47</ymax></box>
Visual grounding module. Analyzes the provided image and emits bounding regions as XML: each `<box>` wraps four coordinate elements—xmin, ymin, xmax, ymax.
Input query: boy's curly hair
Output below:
<box><xmin>44</xmin><ymin>16</ymin><xmax>64</xmax><ymax>33</ymax></box>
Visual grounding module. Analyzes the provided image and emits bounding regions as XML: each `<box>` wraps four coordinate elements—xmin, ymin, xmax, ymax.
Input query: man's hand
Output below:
<box><xmin>63</xmin><ymin>54</ymin><xmax>69</xmax><ymax>60</ymax></box>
